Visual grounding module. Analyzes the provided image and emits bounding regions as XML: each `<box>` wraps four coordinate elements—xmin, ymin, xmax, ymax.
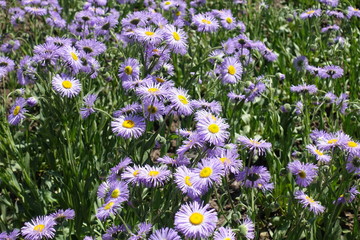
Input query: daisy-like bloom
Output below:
<box><xmin>293</xmin><ymin>56</ymin><xmax>308</xmax><ymax>71</ymax></box>
<box><xmin>219</xmin><ymin>10</ymin><xmax>237</xmax><ymax>30</ymax></box>
<box><xmin>192</xmin><ymin>13</ymin><xmax>219</xmax><ymax>32</ymax></box>
<box><xmin>113</xmin><ymin>102</ymin><xmax>142</xmax><ymax>117</ymax></box>
<box><xmin>321</xmin><ymin>24</ymin><xmax>340</xmax><ymax>33</ymax></box>
<box><xmin>143</xmin><ymin>99</ymin><xmax>165</xmax><ymax>121</ymax></box>
<box><xmin>287</xmin><ymin>160</ymin><xmax>318</xmax><ymax>187</ymax></box>
<box><xmin>193</xmin><ymin>158</ymin><xmax>225</xmax><ymax>191</ymax></box>
<box><xmin>27</xmin><ymin>97</ymin><xmax>38</xmax><ymax>107</ymax></box>
<box><xmin>220</xmin><ymin>57</ymin><xmax>243</xmax><ymax>84</ymax></box>
<box><xmin>0</xmin><ymin>56</ymin><xmax>15</xmax><ymax>78</ymax></box>
<box><xmin>306</xmin><ymin>145</ymin><xmax>331</xmax><ymax>163</ymax></box>
<box><xmin>128</xmin><ymin>222</ymin><xmax>152</xmax><ymax>240</ymax></box>
<box><xmin>237</xmin><ymin>136</ymin><xmax>272</xmax><ymax>156</ymax></box>
<box><xmin>214</xmin><ymin>226</ymin><xmax>236</xmax><ymax>240</ymax></box>
<box><xmin>319</xmin><ymin>0</ymin><xmax>338</xmax><ymax>7</ymax></box>
<box><xmin>294</xmin><ymin>190</ymin><xmax>325</xmax><ymax>215</ymax></box>
<box><xmin>295</xmin><ymin>101</ymin><xmax>303</xmax><ymax>115</ymax></box>
<box><xmin>318</xmin><ymin>65</ymin><xmax>344</xmax><ymax>79</ymax></box>
<box><xmin>52</xmin><ymin>74</ymin><xmax>82</xmax><ymax>98</ymax></box>
<box><xmin>174</xmin><ymin>201</ymin><xmax>218</xmax><ymax>239</ymax></box>
<box><xmin>107</xmin><ymin>157</ymin><xmax>132</xmax><ymax>182</ymax></box>
<box><xmin>136</xmin><ymin>81</ymin><xmax>168</xmax><ymax>100</ymax></box>
<box><xmin>149</xmin><ymin>228</ymin><xmax>181</xmax><ymax>240</ymax></box>
<box><xmin>162</xmin><ymin>25</ymin><xmax>188</xmax><ymax>55</ymax></box>
<box><xmin>118</xmin><ymin>58</ymin><xmax>140</xmax><ymax>82</ymax></box>
<box><xmin>80</xmin><ymin>94</ymin><xmax>97</xmax><ymax>119</ymax></box>
<box><xmin>138</xmin><ymin>165</ymin><xmax>172</xmax><ymax>187</ymax></box>
<box><xmin>50</xmin><ymin>209</ymin><xmax>75</xmax><ymax>221</ymax></box>
<box><xmin>111</xmin><ymin>115</ymin><xmax>146</xmax><ymax>139</ymax></box>
<box><xmin>59</xmin><ymin>46</ymin><xmax>83</xmax><ymax>73</ymax></box>
<box><xmin>104</xmin><ymin>180</ymin><xmax>130</xmax><ymax>203</ymax></box>
<box><xmin>0</xmin><ymin>229</ymin><xmax>20</xmax><ymax>240</ymax></box>
<box><xmin>236</xmin><ymin>166</ymin><xmax>273</xmax><ymax>190</ymax></box>
<box><xmin>0</xmin><ymin>40</ymin><xmax>21</xmax><ymax>53</ymax></box>
<box><xmin>326</xmin><ymin>10</ymin><xmax>344</xmax><ymax>18</ymax></box>
<box><xmin>342</xmin><ymin>139</ymin><xmax>360</xmax><ymax>154</ymax></box>
<box><xmin>316</xmin><ymin>131</ymin><xmax>350</xmax><ymax>150</ymax></box>
<box><xmin>177</xmin><ymin>132</ymin><xmax>205</xmax><ymax>157</ymax></box>
<box><xmin>96</xmin><ymin>200</ymin><xmax>122</xmax><ymax>221</ymax></box>
<box><xmin>135</xmin><ymin>27</ymin><xmax>163</xmax><ymax>45</ymax></box>
<box><xmin>300</xmin><ymin>9</ymin><xmax>321</xmax><ymax>19</ymax></box>
<box><xmin>75</xmin><ymin>39</ymin><xmax>106</xmax><ymax>57</ymax></box>
<box><xmin>212</xmin><ymin>147</ymin><xmax>242</xmax><ymax>174</ymax></box>
<box><xmin>191</xmin><ymin>99</ymin><xmax>222</xmax><ymax>115</ymax></box>
<box><xmin>290</xmin><ymin>84</ymin><xmax>318</xmax><ymax>94</ymax></box>
<box><xmin>174</xmin><ymin>166</ymin><xmax>201</xmax><ymax>199</ymax></box>
<box><xmin>167</xmin><ymin>87</ymin><xmax>193</xmax><ymax>116</ymax></box>
<box><xmin>8</xmin><ymin>97</ymin><xmax>27</xmax><ymax>125</ymax></box>
<box><xmin>21</xmin><ymin>216</ymin><xmax>56</xmax><ymax>240</ymax></box>
<box><xmin>347</xmin><ymin>6</ymin><xmax>360</xmax><ymax>18</ymax></box>
<box><xmin>239</xmin><ymin>218</ymin><xmax>255</xmax><ymax>240</ymax></box>
<box><xmin>197</xmin><ymin>115</ymin><xmax>230</xmax><ymax>146</ymax></box>
<box><xmin>102</xmin><ymin>225</ymin><xmax>126</xmax><ymax>240</ymax></box>
<box><xmin>121</xmin><ymin>165</ymin><xmax>143</xmax><ymax>185</ymax></box>
<box><xmin>334</xmin><ymin>186</ymin><xmax>359</xmax><ymax>204</ymax></box>
<box><xmin>346</xmin><ymin>154</ymin><xmax>360</xmax><ymax>174</ymax></box>
<box><xmin>244</xmin><ymin>81</ymin><xmax>266</xmax><ymax>102</ymax></box>
<box><xmin>24</xmin><ymin>6</ymin><xmax>47</xmax><ymax>16</ymax></box>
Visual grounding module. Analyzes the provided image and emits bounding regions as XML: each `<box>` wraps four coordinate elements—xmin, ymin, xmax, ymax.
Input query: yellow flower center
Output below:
<box><xmin>226</xmin><ymin>17</ymin><xmax>233</xmax><ymax>23</ymax></box>
<box><xmin>122</xmin><ymin>120</ymin><xmax>135</xmax><ymax>128</ymax></box>
<box><xmin>165</xmin><ymin>1</ymin><xmax>171</xmax><ymax>5</ymax></box>
<box><xmin>13</xmin><ymin>106</ymin><xmax>21</xmax><ymax>116</ymax></box>
<box><xmin>189</xmin><ymin>212</ymin><xmax>204</xmax><ymax>225</ymax></box>
<box><xmin>208</xmin><ymin>124</ymin><xmax>220</xmax><ymax>133</ymax></box>
<box><xmin>199</xmin><ymin>167</ymin><xmax>213</xmax><ymax>178</ymax></box>
<box><xmin>178</xmin><ymin>95</ymin><xmax>188</xmax><ymax>105</ymax></box>
<box><xmin>250</xmin><ymin>140</ymin><xmax>261</xmax><ymax>145</ymax></box>
<box><xmin>201</xmin><ymin>19</ymin><xmax>212</xmax><ymax>24</ymax></box>
<box><xmin>111</xmin><ymin>189</ymin><xmax>120</xmax><ymax>198</ymax></box>
<box><xmin>354</xmin><ymin>8</ymin><xmax>359</xmax><ymax>11</ymax></box>
<box><xmin>176</xmin><ymin>11</ymin><xmax>181</xmax><ymax>16</ymax></box>
<box><xmin>133</xmin><ymin>170</ymin><xmax>139</xmax><ymax>176</ymax></box>
<box><xmin>62</xmin><ymin>80</ymin><xmax>72</xmax><ymax>89</ymax></box>
<box><xmin>224</xmin><ymin>238</ymin><xmax>231</xmax><ymax>240</ymax></box>
<box><xmin>147</xmin><ymin>105</ymin><xmax>158</xmax><ymax>114</ymax></box>
<box><xmin>339</xmin><ymin>194</ymin><xmax>344</xmax><ymax>198</ymax></box>
<box><xmin>172</xmin><ymin>32</ymin><xmax>180</xmax><ymax>41</ymax></box>
<box><xmin>156</xmin><ymin>77</ymin><xmax>165</xmax><ymax>83</ymax></box>
<box><xmin>124</xmin><ymin>66</ymin><xmax>133</xmax><ymax>75</ymax></box>
<box><xmin>148</xmin><ymin>88</ymin><xmax>159</xmax><ymax>93</ymax></box>
<box><xmin>298</xmin><ymin>171</ymin><xmax>306</xmax><ymax>178</ymax></box>
<box><xmin>145</xmin><ymin>31</ymin><xmax>155</xmax><ymax>36</ymax></box>
<box><xmin>219</xmin><ymin>157</ymin><xmax>230</xmax><ymax>163</ymax></box>
<box><xmin>184</xmin><ymin>176</ymin><xmax>192</xmax><ymax>186</ymax></box>
<box><xmin>70</xmin><ymin>52</ymin><xmax>79</xmax><ymax>61</ymax></box>
<box><xmin>305</xmin><ymin>196</ymin><xmax>315</xmax><ymax>203</ymax></box>
<box><xmin>315</xmin><ymin>149</ymin><xmax>323</xmax><ymax>156</ymax></box>
<box><xmin>228</xmin><ymin>65</ymin><xmax>236</xmax><ymax>75</ymax></box>
<box><xmin>149</xmin><ymin>170</ymin><xmax>159</xmax><ymax>177</ymax></box>
<box><xmin>104</xmin><ymin>201</ymin><xmax>114</xmax><ymax>210</ymax></box>
<box><xmin>328</xmin><ymin>139</ymin><xmax>338</xmax><ymax>144</ymax></box>
<box><xmin>347</xmin><ymin>141</ymin><xmax>358</xmax><ymax>148</ymax></box>
<box><xmin>306</xmin><ymin>10</ymin><xmax>315</xmax><ymax>14</ymax></box>
<box><xmin>33</xmin><ymin>224</ymin><xmax>45</xmax><ymax>232</ymax></box>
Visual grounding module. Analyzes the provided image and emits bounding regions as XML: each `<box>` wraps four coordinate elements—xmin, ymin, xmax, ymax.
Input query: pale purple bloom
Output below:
<box><xmin>294</xmin><ymin>190</ymin><xmax>325</xmax><ymax>215</ymax></box>
<box><xmin>192</xmin><ymin>13</ymin><xmax>219</xmax><ymax>32</ymax></box>
<box><xmin>113</xmin><ymin>103</ymin><xmax>142</xmax><ymax>117</ymax></box>
<box><xmin>318</xmin><ymin>65</ymin><xmax>344</xmax><ymax>79</ymax></box>
<box><xmin>300</xmin><ymin>9</ymin><xmax>321</xmax><ymax>19</ymax></box>
<box><xmin>162</xmin><ymin>25</ymin><xmax>188</xmax><ymax>55</ymax></box>
<box><xmin>326</xmin><ymin>10</ymin><xmax>344</xmax><ymax>18</ymax></box>
<box><xmin>214</xmin><ymin>227</ymin><xmax>236</xmax><ymax>240</ymax></box>
<box><xmin>26</xmin><ymin>97</ymin><xmax>38</xmax><ymax>107</ymax></box>
<box><xmin>237</xmin><ymin>136</ymin><xmax>271</xmax><ymax>156</ymax></box>
<box><xmin>321</xmin><ymin>24</ymin><xmax>340</xmax><ymax>33</ymax></box>
<box><xmin>288</xmin><ymin>160</ymin><xmax>318</xmax><ymax>187</ymax></box>
<box><xmin>335</xmin><ymin>186</ymin><xmax>359</xmax><ymax>204</ymax></box>
<box><xmin>167</xmin><ymin>88</ymin><xmax>193</xmax><ymax>116</ymax></box>
<box><xmin>236</xmin><ymin>166</ymin><xmax>273</xmax><ymax>190</ymax></box>
<box><xmin>193</xmin><ymin>158</ymin><xmax>225</xmax><ymax>192</ymax></box>
<box><xmin>52</xmin><ymin>74</ymin><xmax>82</xmax><ymax>98</ymax></box>
<box><xmin>347</xmin><ymin>6</ymin><xmax>360</xmax><ymax>18</ymax></box>
<box><xmin>111</xmin><ymin>115</ymin><xmax>146</xmax><ymax>139</ymax></box>
<box><xmin>0</xmin><ymin>229</ymin><xmax>20</xmax><ymax>240</ymax></box>
<box><xmin>138</xmin><ymin>165</ymin><xmax>172</xmax><ymax>188</ymax></box>
<box><xmin>346</xmin><ymin>154</ymin><xmax>360</xmax><ymax>174</ymax></box>
<box><xmin>149</xmin><ymin>228</ymin><xmax>181</xmax><ymax>240</ymax></box>
<box><xmin>239</xmin><ymin>218</ymin><xmax>255</xmax><ymax>239</ymax></box>
<box><xmin>21</xmin><ymin>216</ymin><xmax>56</xmax><ymax>240</ymax></box>
<box><xmin>8</xmin><ymin>97</ymin><xmax>27</xmax><ymax>125</ymax></box>
<box><xmin>118</xmin><ymin>58</ymin><xmax>140</xmax><ymax>82</ymax></box>
<box><xmin>244</xmin><ymin>81</ymin><xmax>266</xmax><ymax>102</ymax></box>
<box><xmin>290</xmin><ymin>84</ymin><xmax>318</xmax><ymax>94</ymax></box>
<box><xmin>50</xmin><ymin>209</ymin><xmax>75</xmax><ymax>220</ymax></box>
<box><xmin>295</xmin><ymin>101</ymin><xmax>303</xmax><ymax>115</ymax></box>
<box><xmin>191</xmin><ymin>99</ymin><xmax>222</xmax><ymax>115</ymax></box>
<box><xmin>316</xmin><ymin>131</ymin><xmax>350</xmax><ymax>150</ymax></box>
<box><xmin>293</xmin><ymin>56</ymin><xmax>308</xmax><ymax>71</ymax></box>
<box><xmin>174</xmin><ymin>166</ymin><xmax>201</xmax><ymax>199</ymax></box>
<box><xmin>80</xmin><ymin>94</ymin><xmax>97</xmax><ymax>119</ymax></box>
<box><xmin>196</xmin><ymin>114</ymin><xmax>230</xmax><ymax>146</ymax></box>
<box><xmin>96</xmin><ymin>200</ymin><xmax>122</xmax><ymax>221</ymax></box>
<box><xmin>128</xmin><ymin>222</ymin><xmax>152</xmax><ymax>240</ymax></box>
<box><xmin>306</xmin><ymin>145</ymin><xmax>331</xmax><ymax>163</ymax></box>
<box><xmin>220</xmin><ymin>57</ymin><xmax>243</xmax><ymax>84</ymax></box>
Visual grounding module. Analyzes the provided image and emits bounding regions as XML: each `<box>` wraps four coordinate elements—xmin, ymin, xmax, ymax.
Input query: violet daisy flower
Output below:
<box><xmin>220</xmin><ymin>57</ymin><xmax>243</xmax><ymax>84</ymax></box>
<box><xmin>59</xmin><ymin>46</ymin><xmax>83</xmax><ymax>73</ymax></box>
<box><xmin>0</xmin><ymin>40</ymin><xmax>21</xmax><ymax>53</ymax></box>
<box><xmin>294</xmin><ymin>190</ymin><xmax>325</xmax><ymax>215</ymax></box>
<box><xmin>321</xmin><ymin>24</ymin><xmax>340</xmax><ymax>33</ymax></box>
<box><xmin>219</xmin><ymin>11</ymin><xmax>237</xmax><ymax>30</ymax></box>
<box><xmin>318</xmin><ymin>65</ymin><xmax>344</xmax><ymax>79</ymax></box>
<box><xmin>52</xmin><ymin>74</ymin><xmax>82</xmax><ymax>98</ymax></box>
<box><xmin>214</xmin><ymin>226</ymin><xmax>236</xmax><ymax>240</ymax></box>
<box><xmin>121</xmin><ymin>165</ymin><xmax>144</xmax><ymax>185</ymax></box>
<box><xmin>135</xmin><ymin>27</ymin><xmax>164</xmax><ymax>45</ymax></box>
<box><xmin>8</xmin><ymin>97</ymin><xmax>27</xmax><ymax>125</ymax></box>
<box><xmin>191</xmin><ymin>99</ymin><xmax>222</xmax><ymax>115</ymax></box>
<box><xmin>0</xmin><ymin>229</ymin><xmax>20</xmax><ymax>240</ymax></box>
<box><xmin>75</xmin><ymin>39</ymin><xmax>106</xmax><ymax>57</ymax></box>
<box><xmin>118</xmin><ymin>58</ymin><xmax>140</xmax><ymax>82</ymax></box>
<box><xmin>80</xmin><ymin>94</ymin><xmax>97</xmax><ymax>119</ymax></box>
<box><xmin>96</xmin><ymin>200</ymin><xmax>122</xmax><ymax>221</ymax></box>
<box><xmin>107</xmin><ymin>157</ymin><xmax>133</xmax><ymax>182</ymax></box>
<box><xmin>197</xmin><ymin>115</ymin><xmax>230</xmax><ymax>146</ymax></box>
<box><xmin>135</xmin><ymin>82</ymin><xmax>167</xmax><ymax>101</ymax></box>
<box><xmin>192</xmin><ymin>13</ymin><xmax>219</xmax><ymax>32</ymax></box>
<box><xmin>128</xmin><ymin>222</ymin><xmax>152</xmax><ymax>240</ymax></box>
<box><xmin>325</xmin><ymin>10</ymin><xmax>344</xmax><ymax>18</ymax></box>
<box><xmin>21</xmin><ymin>216</ymin><xmax>56</xmax><ymax>240</ymax></box>
<box><xmin>295</xmin><ymin>101</ymin><xmax>303</xmax><ymax>115</ymax></box>
<box><xmin>113</xmin><ymin>103</ymin><xmax>142</xmax><ymax>117</ymax></box>
<box><xmin>237</xmin><ymin>136</ymin><xmax>271</xmax><ymax>156</ymax></box>
<box><xmin>334</xmin><ymin>186</ymin><xmax>359</xmax><ymax>204</ymax></box>
<box><xmin>102</xmin><ymin>225</ymin><xmax>126</xmax><ymax>240</ymax></box>
<box><xmin>138</xmin><ymin>165</ymin><xmax>172</xmax><ymax>188</ymax></box>
<box><xmin>162</xmin><ymin>25</ymin><xmax>188</xmax><ymax>55</ymax></box>
<box><xmin>300</xmin><ymin>9</ymin><xmax>321</xmax><ymax>19</ymax></box>
<box><xmin>236</xmin><ymin>166</ymin><xmax>273</xmax><ymax>190</ymax></box>
<box><xmin>212</xmin><ymin>147</ymin><xmax>243</xmax><ymax>174</ymax></box>
<box><xmin>293</xmin><ymin>56</ymin><xmax>308</xmax><ymax>71</ymax></box>
<box><xmin>174</xmin><ymin>201</ymin><xmax>218</xmax><ymax>239</ymax></box>
<box><xmin>143</xmin><ymin>99</ymin><xmax>165</xmax><ymax>121</ymax></box>
<box><xmin>174</xmin><ymin>166</ymin><xmax>201</xmax><ymax>199</ymax></box>
<box><xmin>111</xmin><ymin>115</ymin><xmax>146</xmax><ymax>139</ymax></box>
<box><xmin>347</xmin><ymin>6</ymin><xmax>360</xmax><ymax>18</ymax></box>
<box><xmin>149</xmin><ymin>228</ymin><xmax>181</xmax><ymax>240</ymax></box>
<box><xmin>167</xmin><ymin>87</ymin><xmax>193</xmax><ymax>116</ymax></box>
<box><xmin>346</xmin><ymin>154</ymin><xmax>360</xmax><ymax>174</ymax></box>
<box><xmin>104</xmin><ymin>180</ymin><xmax>130</xmax><ymax>203</ymax></box>
<box><xmin>239</xmin><ymin>218</ymin><xmax>255</xmax><ymax>239</ymax></box>
<box><xmin>193</xmin><ymin>158</ymin><xmax>225</xmax><ymax>191</ymax></box>
<box><xmin>50</xmin><ymin>209</ymin><xmax>75</xmax><ymax>221</ymax></box>
<box><xmin>287</xmin><ymin>160</ymin><xmax>318</xmax><ymax>187</ymax></box>
<box><xmin>27</xmin><ymin>97</ymin><xmax>38</xmax><ymax>107</ymax></box>
<box><xmin>343</xmin><ymin>139</ymin><xmax>360</xmax><ymax>154</ymax></box>
<box><xmin>306</xmin><ymin>145</ymin><xmax>331</xmax><ymax>163</ymax></box>
<box><xmin>0</xmin><ymin>56</ymin><xmax>15</xmax><ymax>78</ymax></box>
<box><xmin>316</xmin><ymin>131</ymin><xmax>350</xmax><ymax>150</ymax></box>
<box><xmin>24</xmin><ymin>6</ymin><xmax>48</xmax><ymax>16</ymax></box>
<box><xmin>244</xmin><ymin>81</ymin><xmax>266</xmax><ymax>102</ymax></box>
<box><xmin>290</xmin><ymin>84</ymin><xmax>318</xmax><ymax>94</ymax></box>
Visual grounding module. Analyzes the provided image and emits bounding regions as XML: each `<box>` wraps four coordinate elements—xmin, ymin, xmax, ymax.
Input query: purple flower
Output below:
<box><xmin>319</xmin><ymin>0</ymin><xmax>338</xmax><ymax>7</ymax></box>
<box><xmin>128</xmin><ymin>222</ymin><xmax>152</xmax><ymax>240</ymax></box>
<box><xmin>0</xmin><ymin>57</ymin><xmax>15</xmax><ymax>78</ymax></box>
<box><xmin>111</xmin><ymin>115</ymin><xmax>146</xmax><ymax>139</ymax></box>
<box><xmin>346</xmin><ymin>154</ymin><xmax>360</xmax><ymax>174</ymax></box>
<box><xmin>237</xmin><ymin>136</ymin><xmax>271</xmax><ymax>156</ymax></box>
<box><xmin>192</xmin><ymin>158</ymin><xmax>225</xmax><ymax>192</ymax></box>
<box><xmin>1</xmin><ymin>40</ymin><xmax>21</xmax><ymax>53</ymax></box>
<box><xmin>347</xmin><ymin>7</ymin><xmax>360</xmax><ymax>18</ymax></box>
<box><xmin>321</xmin><ymin>24</ymin><xmax>340</xmax><ymax>33</ymax></box>
<box><xmin>211</xmin><ymin>147</ymin><xmax>243</xmax><ymax>174</ymax></box>
<box><xmin>138</xmin><ymin>165</ymin><xmax>172</xmax><ymax>188</ymax></box>
<box><xmin>236</xmin><ymin>166</ymin><xmax>273</xmax><ymax>190</ymax></box>
<box><xmin>26</xmin><ymin>97</ymin><xmax>38</xmax><ymax>107</ymax></box>
<box><xmin>113</xmin><ymin>103</ymin><xmax>142</xmax><ymax>117</ymax></box>
<box><xmin>174</xmin><ymin>166</ymin><xmax>201</xmax><ymax>199</ymax></box>
<box><xmin>149</xmin><ymin>228</ymin><xmax>181</xmax><ymax>240</ymax></box>
<box><xmin>162</xmin><ymin>25</ymin><xmax>188</xmax><ymax>55</ymax></box>
<box><xmin>59</xmin><ymin>46</ymin><xmax>83</xmax><ymax>73</ymax></box>
<box><xmin>52</xmin><ymin>74</ymin><xmax>82</xmax><ymax>98</ymax></box>
<box><xmin>96</xmin><ymin>200</ymin><xmax>122</xmax><ymax>221</ymax></box>
<box><xmin>288</xmin><ymin>160</ymin><xmax>318</xmax><ymax>187</ymax></box>
<box><xmin>295</xmin><ymin>101</ymin><xmax>303</xmax><ymax>115</ymax></box>
<box><xmin>80</xmin><ymin>94</ymin><xmax>97</xmax><ymax>119</ymax></box>
<box><xmin>326</xmin><ymin>10</ymin><xmax>344</xmax><ymax>18</ymax></box>
<box><xmin>335</xmin><ymin>186</ymin><xmax>359</xmax><ymax>204</ymax></box>
<box><xmin>121</xmin><ymin>165</ymin><xmax>144</xmax><ymax>185</ymax></box>
<box><xmin>174</xmin><ymin>201</ymin><xmax>218</xmax><ymax>239</ymax></box>
<box><xmin>318</xmin><ymin>65</ymin><xmax>344</xmax><ymax>79</ymax></box>
<box><xmin>293</xmin><ymin>56</ymin><xmax>308</xmax><ymax>71</ymax></box>
<box><xmin>290</xmin><ymin>84</ymin><xmax>318</xmax><ymax>94</ymax></box>
<box><xmin>75</xmin><ymin>39</ymin><xmax>106</xmax><ymax>57</ymax></box>
<box><xmin>316</xmin><ymin>131</ymin><xmax>350</xmax><ymax>150</ymax></box>
<box><xmin>192</xmin><ymin>13</ymin><xmax>219</xmax><ymax>32</ymax></box>
<box><xmin>306</xmin><ymin>145</ymin><xmax>331</xmax><ymax>163</ymax></box>
<box><xmin>191</xmin><ymin>99</ymin><xmax>222</xmax><ymax>115</ymax></box>
<box><xmin>220</xmin><ymin>57</ymin><xmax>243</xmax><ymax>84</ymax></box>
<box><xmin>50</xmin><ymin>209</ymin><xmax>75</xmax><ymax>221</ymax></box>
<box><xmin>244</xmin><ymin>81</ymin><xmax>266</xmax><ymax>102</ymax></box>
<box><xmin>196</xmin><ymin>114</ymin><xmax>230</xmax><ymax>146</ymax></box>
<box><xmin>219</xmin><ymin>10</ymin><xmax>237</xmax><ymax>30</ymax></box>
<box><xmin>8</xmin><ymin>97</ymin><xmax>27</xmax><ymax>125</ymax></box>
<box><xmin>300</xmin><ymin>9</ymin><xmax>321</xmax><ymax>19</ymax></box>
<box><xmin>294</xmin><ymin>190</ymin><xmax>325</xmax><ymax>215</ymax></box>
<box><xmin>107</xmin><ymin>157</ymin><xmax>132</xmax><ymax>182</ymax></box>
<box><xmin>21</xmin><ymin>216</ymin><xmax>56</xmax><ymax>240</ymax></box>
<box><xmin>239</xmin><ymin>218</ymin><xmax>255</xmax><ymax>239</ymax></box>
<box><xmin>0</xmin><ymin>229</ymin><xmax>20</xmax><ymax>240</ymax></box>
<box><xmin>214</xmin><ymin>227</ymin><xmax>236</xmax><ymax>240</ymax></box>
